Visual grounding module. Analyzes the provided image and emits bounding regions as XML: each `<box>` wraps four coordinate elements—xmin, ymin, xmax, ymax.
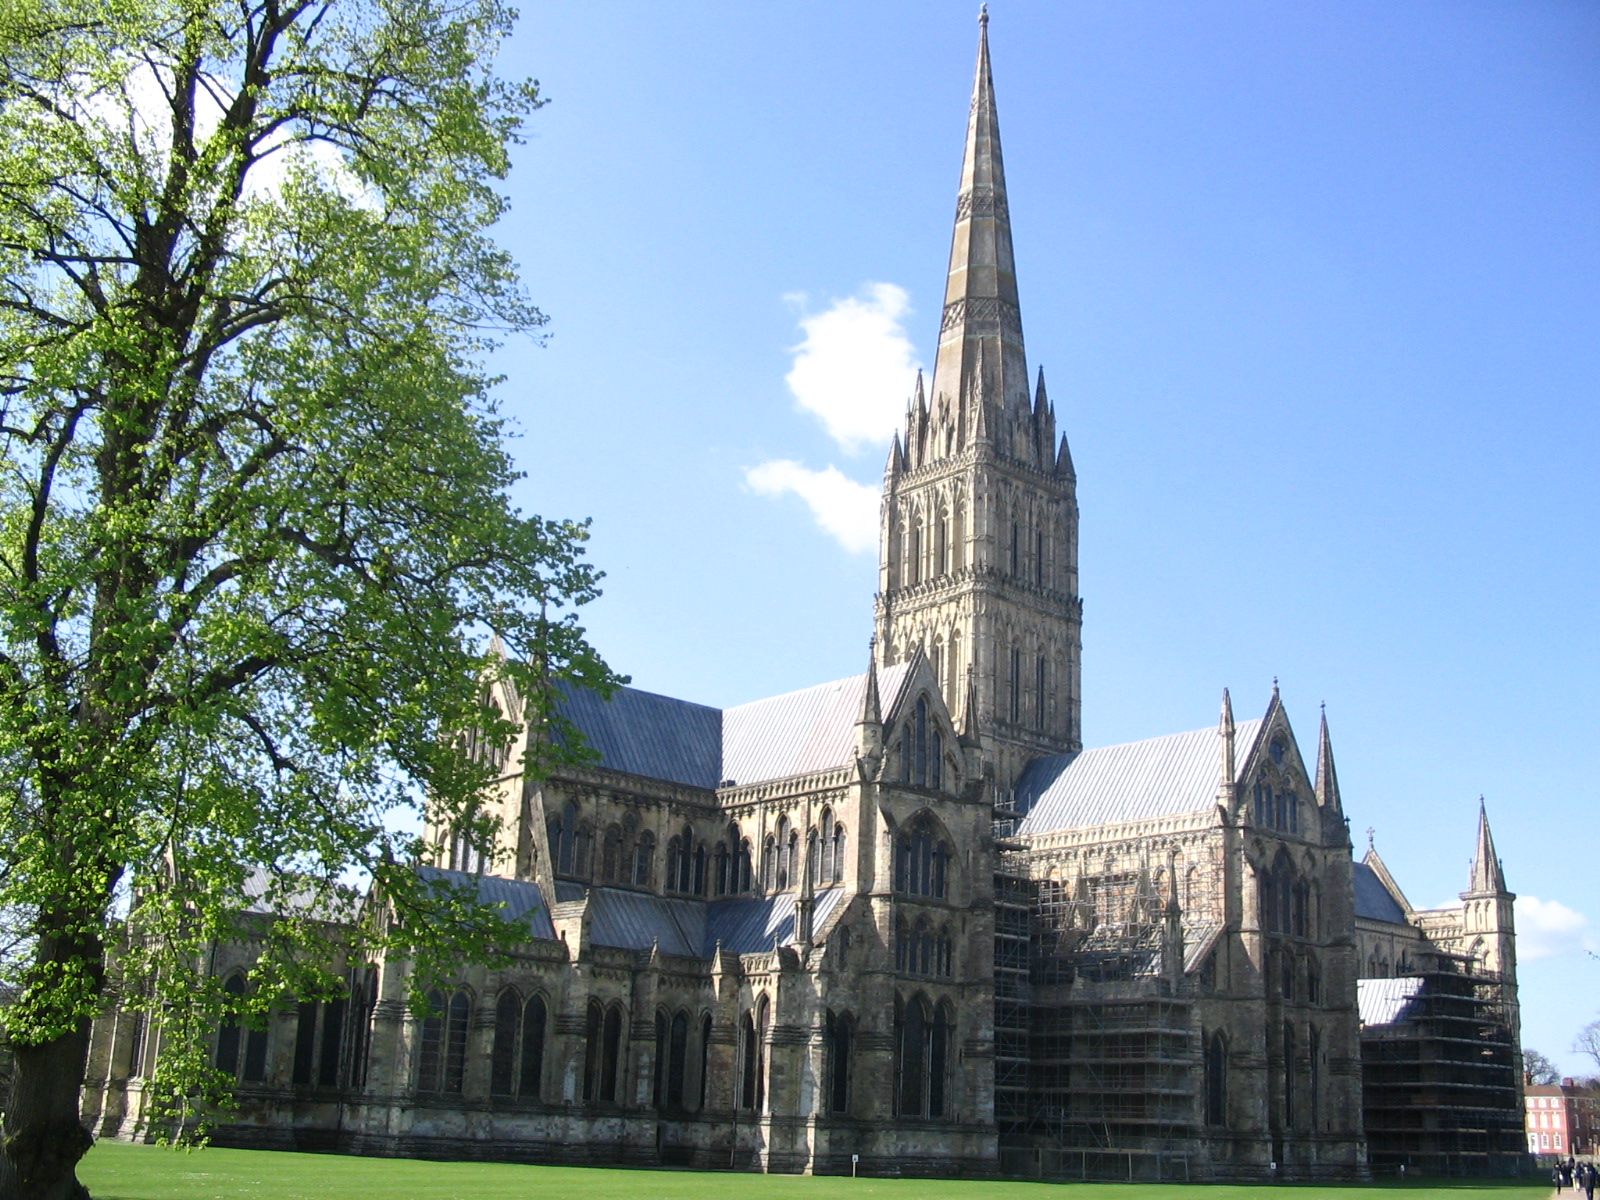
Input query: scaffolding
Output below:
<box><xmin>1360</xmin><ymin>961</ymin><xmax>1525</xmax><ymax>1177</ymax></box>
<box><xmin>991</xmin><ymin>845</ymin><xmax>1199</xmax><ymax>1181</ymax></box>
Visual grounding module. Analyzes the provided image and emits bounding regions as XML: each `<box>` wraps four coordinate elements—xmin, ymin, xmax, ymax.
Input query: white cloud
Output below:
<box><xmin>783</xmin><ymin>283</ymin><xmax>921</xmax><ymax>455</ymax></box>
<box><xmin>746</xmin><ymin>282</ymin><xmax>919</xmax><ymax>552</ymax></box>
<box><xmin>743</xmin><ymin>460</ymin><xmax>879</xmax><ymax>554</ymax></box>
<box><xmin>1516</xmin><ymin>895</ymin><xmax>1595</xmax><ymax>962</ymax></box>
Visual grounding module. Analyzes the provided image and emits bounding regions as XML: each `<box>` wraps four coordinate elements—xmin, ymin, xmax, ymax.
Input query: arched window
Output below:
<box><xmin>577</xmin><ymin>818</ymin><xmax>596</xmax><ymax>880</ymax></box>
<box><xmin>215</xmin><ymin>973</ymin><xmax>245</xmax><ymax>1078</ymax></box>
<box><xmin>344</xmin><ymin>967</ymin><xmax>376</xmax><ymax>1092</ymax></box>
<box><xmin>908</xmin><ymin>523</ymin><xmax>922</xmax><ymax>586</ymax></box>
<box><xmin>668</xmin><ymin>1011</ymin><xmax>689</xmax><ymax>1108</ymax></box>
<box><xmin>417</xmin><ymin>987</ymin><xmax>471</xmax><ymax>1095</ymax></box>
<box><xmin>1283</xmin><ymin>1021</ymin><xmax>1296</xmax><ymax>1129</ymax></box>
<box><xmin>818</xmin><ymin>809</ymin><xmax>835</xmax><ymax>882</ymax></box>
<box><xmin>653</xmin><ymin>1009</ymin><xmax>669</xmax><ymax>1109</ymax></box>
<box><xmin>807</xmin><ymin>827</ymin><xmax>821</xmax><ymax>886</ymax></box>
<box><xmin>1035</xmin><ymin>655</ymin><xmax>1046</xmax><ymax>731</ymax></box>
<box><xmin>914</xmin><ymin>699</ymin><xmax>928</xmax><ymax>785</ymax></box>
<box><xmin>913</xmin><ymin>918</ymin><xmax>931</xmax><ymax>975</ymax></box>
<box><xmin>1009</xmin><ymin>520</ymin><xmax>1020</xmax><ymax>576</ymax></box>
<box><xmin>125</xmin><ymin>1009</ymin><xmax>147</xmax><ymax>1079</ymax></box>
<box><xmin>292</xmin><ymin>989</ymin><xmax>348</xmax><ymax>1089</ymax></box>
<box><xmin>826</xmin><ymin>1010</ymin><xmax>853</xmax><ymax>1114</ymax></box>
<box><xmin>754</xmin><ymin>996</ymin><xmax>770</xmax><ymax>1112</ymax></box>
<box><xmin>738</xmin><ymin>839</ymin><xmax>754</xmax><ymax>892</ymax></box>
<box><xmin>895</xmin><ymin>995</ymin><xmax>930</xmax><ymax>1118</ymax></box>
<box><xmin>930</xmin><ymin>1002</ymin><xmax>952</xmax><ymax>1118</ymax></box>
<box><xmin>633</xmin><ymin>831</ymin><xmax>655</xmax><ymax>887</ymax></box>
<box><xmin>665</xmin><ymin>837</ymin><xmax>682</xmax><ymax>892</ymax></box>
<box><xmin>775</xmin><ymin>818</ymin><xmax>791</xmax><ymax>890</ymax></box>
<box><xmin>1205</xmin><ymin>1031</ymin><xmax>1227</xmax><ymax>1125</ymax></box>
<box><xmin>1309</xmin><ymin>1025</ymin><xmax>1321</xmax><ymax>1131</ymax></box>
<box><xmin>699</xmin><ymin>1013</ymin><xmax>713</xmax><ymax>1110</ymax></box>
<box><xmin>602</xmin><ymin>1004</ymin><xmax>624</xmax><ymax>1102</ymax></box>
<box><xmin>785</xmin><ymin>830</ymin><xmax>799</xmax><ymax>891</ymax></box>
<box><xmin>831</xmin><ymin>823</ymin><xmax>847</xmax><ymax>884</ymax></box>
<box><xmin>714</xmin><ymin>841</ymin><xmax>730</xmax><ymax>895</ymax></box>
<box><xmin>491</xmin><ymin>989</ymin><xmax>546</xmax><ymax>1099</ymax></box>
<box><xmin>762</xmin><ymin>834</ymin><xmax>777</xmax><ymax>892</ymax></box>
<box><xmin>938</xmin><ymin>930</ymin><xmax>953</xmax><ymax>977</ymax></box>
<box><xmin>583</xmin><ymin>998</ymin><xmax>603</xmax><ymax>1101</ymax></box>
<box><xmin>739</xmin><ymin>1011</ymin><xmax>759</xmax><ymax>1110</ymax></box>
<box><xmin>692</xmin><ymin>843</ymin><xmax>707</xmax><ymax>895</ymax></box>
<box><xmin>585</xmin><ymin>999</ymin><xmax>624</xmax><ymax>1103</ymax></box>
<box><xmin>1034</xmin><ymin>529</ymin><xmax>1045</xmax><ymax>588</ymax></box>
<box><xmin>935</xmin><ymin>517</ymin><xmax>948</xmax><ymax>577</ymax></box>
<box><xmin>558</xmin><ymin>802</ymin><xmax>578</xmax><ymax>873</ymax></box>
<box><xmin>1009</xmin><ymin>646</ymin><xmax>1021</xmax><ymax>723</ymax></box>
<box><xmin>895</xmin><ymin>815</ymin><xmax>952</xmax><ymax>900</ymax></box>
<box><xmin>600</xmin><ymin>824</ymin><xmax>623</xmax><ymax>883</ymax></box>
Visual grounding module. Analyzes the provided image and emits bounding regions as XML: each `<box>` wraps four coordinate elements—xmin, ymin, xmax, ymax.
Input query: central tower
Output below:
<box><xmin>875</xmin><ymin>10</ymin><xmax>1082</xmax><ymax>796</ymax></box>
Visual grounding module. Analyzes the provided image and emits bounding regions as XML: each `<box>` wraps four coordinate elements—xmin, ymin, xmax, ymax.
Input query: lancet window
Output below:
<box><xmin>895</xmin><ymin>815</ymin><xmax>951</xmax><ymax>900</ymax></box>
<box><xmin>826</xmin><ymin>1010</ymin><xmax>854</xmax><ymax>1114</ymax></box>
<box><xmin>582</xmin><ymin>999</ymin><xmax>624</xmax><ymax>1103</ymax></box>
<box><xmin>490</xmin><ymin>989</ymin><xmax>546</xmax><ymax>1099</ymax></box>
<box><xmin>899</xmin><ymin>698</ymin><xmax>941</xmax><ymax>790</ymax></box>
<box><xmin>416</xmin><ymin>987</ymin><xmax>472</xmax><ymax>1095</ymax></box>
<box><xmin>894</xmin><ymin>995</ymin><xmax>953</xmax><ymax>1119</ymax></box>
<box><xmin>215</xmin><ymin>973</ymin><xmax>269</xmax><ymax>1084</ymax></box>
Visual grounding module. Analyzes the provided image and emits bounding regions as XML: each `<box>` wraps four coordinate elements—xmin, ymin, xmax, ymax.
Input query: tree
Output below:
<box><xmin>1578</xmin><ymin>1020</ymin><xmax>1600</xmax><ymax>1076</ymax></box>
<box><xmin>1526</xmin><ymin>1048</ymin><xmax>1562</xmax><ymax>1086</ymax></box>
<box><xmin>0</xmin><ymin>0</ymin><xmax>617</xmax><ymax>1195</ymax></box>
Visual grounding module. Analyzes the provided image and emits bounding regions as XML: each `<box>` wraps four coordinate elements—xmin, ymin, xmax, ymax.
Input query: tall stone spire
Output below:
<box><xmin>1467</xmin><ymin>798</ymin><xmax>1507</xmax><ymax>895</ymax></box>
<box><xmin>930</xmin><ymin>5</ymin><xmax>1031</xmax><ymax>429</ymax></box>
<box><xmin>876</xmin><ymin>11</ymin><xmax>1082</xmax><ymax>794</ymax></box>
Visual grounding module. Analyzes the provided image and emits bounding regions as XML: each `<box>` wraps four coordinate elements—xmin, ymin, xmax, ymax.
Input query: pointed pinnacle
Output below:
<box><xmin>858</xmin><ymin>644</ymin><xmax>882</xmax><ymax>727</ymax></box>
<box><xmin>1469</xmin><ymin>798</ymin><xmax>1506</xmax><ymax>894</ymax></box>
<box><xmin>1315</xmin><ymin>706</ymin><xmax>1342</xmax><ymax>810</ymax></box>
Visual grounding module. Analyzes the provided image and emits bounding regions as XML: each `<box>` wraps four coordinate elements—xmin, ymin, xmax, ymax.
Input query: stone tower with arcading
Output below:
<box><xmin>874</xmin><ymin>7</ymin><xmax>1081</xmax><ymax>796</ymax></box>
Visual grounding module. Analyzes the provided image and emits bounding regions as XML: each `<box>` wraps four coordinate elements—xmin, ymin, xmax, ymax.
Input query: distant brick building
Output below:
<box><xmin>1527</xmin><ymin>1080</ymin><xmax>1599</xmax><ymax>1157</ymax></box>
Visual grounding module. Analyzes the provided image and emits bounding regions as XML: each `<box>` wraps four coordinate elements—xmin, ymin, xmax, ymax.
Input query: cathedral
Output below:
<box><xmin>83</xmin><ymin>13</ymin><xmax>1525</xmax><ymax>1181</ymax></box>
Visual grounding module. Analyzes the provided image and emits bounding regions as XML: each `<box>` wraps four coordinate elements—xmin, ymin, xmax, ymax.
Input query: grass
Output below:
<box><xmin>77</xmin><ymin>1141</ymin><xmax>1554</xmax><ymax>1200</ymax></box>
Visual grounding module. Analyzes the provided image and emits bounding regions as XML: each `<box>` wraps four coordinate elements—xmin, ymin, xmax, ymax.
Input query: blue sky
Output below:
<box><xmin>486</xmin><ymin>3</ymin><xmax>1600</xmax><ymax>1074</ymax></box>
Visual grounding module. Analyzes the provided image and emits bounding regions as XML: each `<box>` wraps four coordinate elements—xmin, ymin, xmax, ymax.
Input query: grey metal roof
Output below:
<box><xmin>549</xmin><ymin>884</ymin><xmax>846</xmax><ymax>958</ymax></box>
<box><xmin>586</xmin><ymin>887</ymin><xmax>704</xmax><ymax>957</ymax></box>
<box><xmin>558</xmin><ymin>684</ymin><xmax>722</xmax><ymax>789</ymax></box>
<box><xmin>1352</xmin><ymin>861</ymin><xmax>1409</xmax><ymax>925</ymax></box>
<box><xmin>558</xmin><ymin>665</ymin><xmax>915</xmax><ymax>791</ymax></box>
<box><xmin>722</xmin><ymin>665</ymin><xmax>913</xmax><ymax>787</ymax></box>
<box><xmin>417</xmin><ymin>867</ymin><xmax>555</xmax><ymax>939</ymax></box>
<box><xmin>703</xmin><ymin>887</ymin><xmax>844</xmax><ymax>956</ymax></box>
<box><xmin>1358</xmin><ymin>976</ymin><xmax>1424</xmax><ymax>1027</ymax></box>
<box><xmin>1016</xmin><ymin>719</ymin><xmax>1264</xmax><ymax>835</ymax></box>
<box><xmin>241</xmin><ymin>867</ymin><xmax>359</xmax><ymax>922</ymax></box>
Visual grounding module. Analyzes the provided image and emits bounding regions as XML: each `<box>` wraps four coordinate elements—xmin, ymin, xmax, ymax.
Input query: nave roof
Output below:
<box><xmin>553</xmin><ymin>880</ymin><xmax>846</xmax><ymax>957</ymax></box>
<box><xmin>1014</xmin><ymin>718</ymin><xmax>1264</xmax><ymax>835</ymax></box>
<box><xmin>556</xmin><ymin>663</ymin><xmax>916</xmax><ymax>791</ymax></box>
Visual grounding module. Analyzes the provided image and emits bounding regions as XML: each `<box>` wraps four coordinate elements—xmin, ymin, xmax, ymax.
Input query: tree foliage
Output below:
<box><xmin>0</xmin><ymin>0</ymin><xmax>614</xmax><ymax>1193</ymax></box>
<box><xmin>1525</xmin><ymin>1048</ymin><xmax>1562</xmax><ymax>1087</ymax></box>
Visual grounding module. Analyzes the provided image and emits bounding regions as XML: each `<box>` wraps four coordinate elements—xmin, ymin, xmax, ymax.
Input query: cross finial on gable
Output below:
<box><xmin>1366</xmin><ymin>826</ymin><xmax>1375</xmax><ymax>850</ymax></box>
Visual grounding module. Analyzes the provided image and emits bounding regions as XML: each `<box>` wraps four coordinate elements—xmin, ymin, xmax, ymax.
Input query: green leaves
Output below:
<box><xmin>0</xmin><ymin>0</ymin><xmax>615</xmax><ymax>1147</ymax></box>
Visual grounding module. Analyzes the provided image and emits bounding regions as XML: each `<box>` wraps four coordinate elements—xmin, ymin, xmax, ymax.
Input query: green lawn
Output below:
<box><xmin>78</xmin><ymin>1142</ymin><xmax>1553</xmax><ymax>1200</ymax></box>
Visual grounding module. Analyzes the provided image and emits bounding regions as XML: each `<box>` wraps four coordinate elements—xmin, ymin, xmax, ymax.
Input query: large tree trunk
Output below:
<box><xmin>0</xmin><ymin>1024</ymin><xmax>94</xmax><ymax>1200</ymax></box>
<box><xmin>0</xmin><ymin>923</ymin><xmax>102</xmax><ymax>1200</ymax></box>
